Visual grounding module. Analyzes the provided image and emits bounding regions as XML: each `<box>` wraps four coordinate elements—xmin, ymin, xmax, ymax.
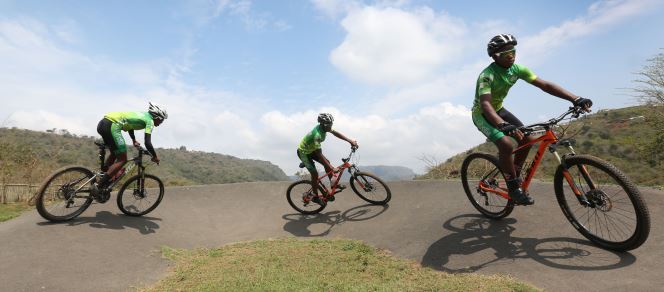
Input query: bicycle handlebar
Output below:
<box><xmin>133</xmin><ymin>145</ymin><xmax>154</xmax><ymax>159</ymax></box>
<box><xmin>342</xmin><ymin>147</ymin><xmax>357</xmax><ymax>163</ymax></box>
<box><xmin>520</xmin><ymin>106</ymin><xmax>586</xmax><ymax>135</ymax></box>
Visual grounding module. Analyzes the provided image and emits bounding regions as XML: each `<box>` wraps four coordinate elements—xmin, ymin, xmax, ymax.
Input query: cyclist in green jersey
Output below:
<box><xmin>472</xmin><ymin>34</ymin><xmax>592</xmax><ymax>205</ymax></box>
<box><xmin>95</xmin><ymin>102</ymin><xmax>168</xmax><ymax>188</ymax></box>
<box><xmin>298</xmin><ymin>113</ymin><xmax>358</xmax><ymax>204</ymax></box>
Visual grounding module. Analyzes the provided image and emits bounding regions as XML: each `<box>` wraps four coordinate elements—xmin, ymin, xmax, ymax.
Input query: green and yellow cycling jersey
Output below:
<box><xmin>298</xmin><ymin>125</ymin><xmax>330</xmax><ymax>155</ymax></box>
<box><xmin>104</xmin><ymin>111</ymin><xmax>155</xmax><ymax>134</ymax></box>
<box><xmin>471</xmin><ymin>63</ymin><xmax>537</xmax><ymax>115</ymax></box>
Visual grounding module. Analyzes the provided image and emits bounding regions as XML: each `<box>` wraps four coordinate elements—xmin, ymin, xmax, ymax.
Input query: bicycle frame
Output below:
<box><xmin>315</xmin><ymin>150</ymin><xmax>361</xmax><ymax>198</ymax></box>
<box><xmin>65</xmin><ymin>144</ymin><xmax>152</xmax><ymax>197</ymax></box>
<box><xmin>478</xmin><ymin>108</ymin><xmax>594</xmax><ymax>205</ymax></box>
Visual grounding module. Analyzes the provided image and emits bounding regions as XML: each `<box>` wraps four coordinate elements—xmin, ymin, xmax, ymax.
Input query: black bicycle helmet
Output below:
<box><xmin>317</xmin><ymin>113</ymin><xmax>334</xmax><ymax>124</ymax></box>
<box><xmin>487</xmin><ymin>34</ymin><xmax>517</xmax><ymax>57</ymax></box>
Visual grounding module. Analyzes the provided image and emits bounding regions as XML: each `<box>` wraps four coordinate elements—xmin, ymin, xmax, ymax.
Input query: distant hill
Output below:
<box><xmin>361</xmin><ymin>165</ymin><xmax>416</xmax><ymax>181</ymax></box>
<box><xmin>419</xmin><ymin>106</ymin><xmax>663</xmax><ymax>187</ymax></box>
<box><xmin>0</xmin><ymin>127</ymin><xmax>289</xmax><ymax>186</ymax></box>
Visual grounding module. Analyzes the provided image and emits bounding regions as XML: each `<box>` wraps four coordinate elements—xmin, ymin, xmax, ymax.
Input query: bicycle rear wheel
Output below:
<box><xmin>117</xmin><ymin>174</ymin><xmax>165</xmax><ymax>216</ymax></box>
<box><xmin>286</xmin><ymin>180</ymin><xmax>327</xmax><ymax>214</ymax></box>
<box><xmin>554</xmin><ymin>155</ymin><xmax>650</xmax><ymax>251</ymax></box>
<box><xmin>36</xmin><ymin>166</ymin><xmax>94</xmax><ymax>222</ymax></box>
<box><xmin>350</xmin><ymin>172</ymin><xmax>391</xmax><ymax>205</ymax></box>
<box><xmin>460</xmin><ymin>153</ymin><xmax>514</xmax><ymax>219</ymax></box>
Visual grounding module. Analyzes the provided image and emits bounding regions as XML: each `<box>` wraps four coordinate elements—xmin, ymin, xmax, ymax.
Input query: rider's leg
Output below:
<box><xmin>298</xmin><ymin>149</ymin><xmax>319</xmax><ymax>196</ymax></box>
<box><xmin>473</xmin><ymin>110</ymin><xmax>532</xmax><ymax>204</ymax></box>
<box><xmin>513</xmin><ymin>136</ymin><xmax>535</xmax><ymax>177</ymax></box>
<box><xmin>106</xmin><ymin>152</ymin><xmax>127</xmax><ymax>178</ymax></box>
<box><xmin>495</xmin><ymin>136</ymin><xmax>517</xmax><ymax>180</ymax></box>
<box><xmin>495</xmin><ymin>136</ymin><xmax>534</xmax><ymax>205</ymax></box>
<box><xmin>310</xmin><ymin>150</ymin><xmax>334</xmax><ymax>180</ymax></box>
<box><xmin>497</xmin><ymin>108</ymin><xmax>530</xmax><ymax>177</ymax></box>
<box><xmin>104</xmin><ymin>153</ymin><xmax>116</xmax><ymax>172</ymax></box>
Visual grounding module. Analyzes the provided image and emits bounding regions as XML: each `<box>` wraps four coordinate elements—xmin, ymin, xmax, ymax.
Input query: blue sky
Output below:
<box><xmin>1</xmin><ymin>0</ymin><xmax>663</xmax><ymax>175</ymax></box>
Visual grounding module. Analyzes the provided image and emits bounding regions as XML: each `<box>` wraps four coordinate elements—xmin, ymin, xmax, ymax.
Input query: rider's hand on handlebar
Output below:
<box><xmin>133</xmin><ymin>140</ymin><xmax>141</xmax><ymax>148</ymax></box>
<box><xmin>350</xmin><ymin>140</ymin><xmax>358</xmax><ymax>151</ymax></box>
<box><xmin>151</xmin><ymin>156</ymin><xmax>160</xmax><ymax>165</ymax></box>
<box><xmin>573</xmin><ymin>97</ymin><xmax>593</xmax><ymax>113</ymax></box>
<box><xmin>498</xmin><ymin>122</ymin><xmax>524</xmax><ymax>141</ymax></box>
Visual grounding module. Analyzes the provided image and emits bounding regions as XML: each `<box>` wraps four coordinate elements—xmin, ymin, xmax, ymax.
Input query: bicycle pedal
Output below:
<box><xmin>327</xmin><ymin>195</ymin><xmax>335</xmax><ymax>202</ymax></box>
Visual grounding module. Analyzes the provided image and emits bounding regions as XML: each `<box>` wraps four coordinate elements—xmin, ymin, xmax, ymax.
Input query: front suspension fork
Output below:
<box><xmin>551</xmin><ymin>145</ymin><xmax>594</xmax><ymax>207</ymax></box>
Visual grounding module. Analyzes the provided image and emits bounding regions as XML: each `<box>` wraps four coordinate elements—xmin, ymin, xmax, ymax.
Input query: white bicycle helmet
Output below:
<box><xmin>148</xmin><ymin>102</ymin><xmax>168</xmax><ymax>120</ymax></box>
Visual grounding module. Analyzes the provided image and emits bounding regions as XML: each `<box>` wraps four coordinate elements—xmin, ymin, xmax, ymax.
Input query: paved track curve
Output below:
<box><xmin>0</xmin><ymin>180</ymin><xmax>662</xmax><ymax>291</ymax></box>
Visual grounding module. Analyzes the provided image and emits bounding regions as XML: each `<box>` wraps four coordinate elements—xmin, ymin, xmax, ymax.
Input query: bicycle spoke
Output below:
<box><xmin>117</xmin><ymin>174</ymin><xmax>164</xmax><ymax>217</ymax></box>
<box><xmin>558</xmin><ymin>160</ymin><xmax>641</xmax><ymax>246</ymax></box>
<box><xmin>36</xmin><ymin>167</ymin><xmax>94</xmax><ymax>222</ymax></box>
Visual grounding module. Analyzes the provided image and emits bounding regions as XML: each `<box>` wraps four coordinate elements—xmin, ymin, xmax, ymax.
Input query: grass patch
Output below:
<box><xmin>144</xmin><ymin>238</ymin><xmax>539</xmax><ymax>292</ymax></box>
<box><xmin>0</xmin><ymin>203</ymin><xmax>32</xmax><ymax>222</ymax></box>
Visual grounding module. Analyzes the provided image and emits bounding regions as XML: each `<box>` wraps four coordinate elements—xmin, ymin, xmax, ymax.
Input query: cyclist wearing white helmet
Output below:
<box><xmin>472</xmin><ymin>34</ymin><xmax>592</xmax><ymax>205</ymax></box>
<box><xmin>95</xmin><ymin>102</ymin><xmax>167</xmax><ymax>187</ymax></box>
<box><xmin>297</xmin><ymin>113</ymin><xmax>358</xmax><ymax>204</ymax></box>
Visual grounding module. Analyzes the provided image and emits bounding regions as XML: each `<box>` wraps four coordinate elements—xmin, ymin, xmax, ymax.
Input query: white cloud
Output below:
<box><xmin>3</xmin><ymin>0</ymin><xmax>660</xmax><ymax>179</ymax></box>
<box><xmin>8</xmin><ymin>110</ymin><xmax>89</xmax><ymax>134</ymax></box>
<box><xmin>520</xmin><ymin>0</ymin><xmax>663</xmax><ymax>64</ymax></box>
<box><xmin>247</xmin><ymin>103</ymin><xmax>480</xmax><ymax>175</ymax></box>
<box><xmin>330</xmin><ymin>6</ymin><xmax>467</xmax><ymax>86</ymax></box>
<box><xmin>310</xmin><ymin>0</ymin><xmax>361</xmax><ymax>19</ymax></box>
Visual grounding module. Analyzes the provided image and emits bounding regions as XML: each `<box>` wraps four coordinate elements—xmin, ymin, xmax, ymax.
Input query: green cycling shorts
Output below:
<box><xmin>472</xmin><ymin>107</ymin><xmax>524</xmax><ymax>143</ymax></box>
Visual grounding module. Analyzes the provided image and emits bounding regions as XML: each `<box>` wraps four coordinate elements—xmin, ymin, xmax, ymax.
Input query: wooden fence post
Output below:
<box><xmin>1</xmin><ymin>184</ymin><xmax>5</xmax><ymax>204</ymax></box>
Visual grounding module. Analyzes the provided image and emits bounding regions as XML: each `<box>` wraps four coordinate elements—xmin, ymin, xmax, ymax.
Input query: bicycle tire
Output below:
<box><xmin>460</xmin><ymin>152</ymin><xmax>514</xmax><ymax>219</ymax></box>
<box><xmin>349</xmin><ymin>172</ymin><xmax>391</xmax><ymax>205</ymax></box>
<box><xmin>36</xmin><ymin>166</ymin><xmax>94</xmax><ymax>222</ymax></box>
<box><xmin>554</xmin><ymin>155</ymin><xmax>650</xmax><ymax>251</ymax></box>
<box><xmin>286</xmin><ymin>180</ymin><xmax>327</xmax><ymax>214</ymax></box>
<box><xmin>117</xmin><ymin>174</ymin><xmax>165</xmax><ymax>216</ymax></box>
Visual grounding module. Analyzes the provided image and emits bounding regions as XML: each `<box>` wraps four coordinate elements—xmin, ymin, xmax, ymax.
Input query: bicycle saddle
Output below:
<box><xmin>94</xmin><ymin>140</ymin><xmax>107</xmax><ymax>149</ymax></box>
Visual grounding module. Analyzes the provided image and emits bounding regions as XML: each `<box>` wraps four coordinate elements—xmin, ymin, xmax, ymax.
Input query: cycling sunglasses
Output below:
<box><xmin>495</xmin><ymin>48</ymin><xmax>516</xmax><ymax>58</ymax></box>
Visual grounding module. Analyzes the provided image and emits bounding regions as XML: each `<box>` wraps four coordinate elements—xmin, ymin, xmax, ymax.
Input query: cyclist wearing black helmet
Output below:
<box><xmin>95</xmin><ymin>102</ymin><xmax>167</xmax><ymax>188</ymax></box>
<box><xmin>297</xmin><ymin>113</ymin><xmax>358</xmax><ymax>204</ymax></box>
<box><xmin>472</xmin><ymin>34</ymin><xmax>592</xmax><ymax>205</ymax></box>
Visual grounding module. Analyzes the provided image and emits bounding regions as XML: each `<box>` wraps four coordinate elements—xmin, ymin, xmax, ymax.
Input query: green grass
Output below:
<box><xmin>144</xmin><ymin>238</ymin><xmax>539</xmax><ymax>292</ymax></box>
<box><xmin>0</xmin><ymin>203</ymin><xmax>32</xmax><ymax>222</ymax></box>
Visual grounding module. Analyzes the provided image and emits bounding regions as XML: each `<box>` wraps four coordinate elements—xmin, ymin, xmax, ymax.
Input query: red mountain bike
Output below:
<box><xmin>287</xmin><ymin>148</ymin><xmax>391</xmax><ymax>215</ymax></box>
<box><xmin>460</xmin><ymin>106</ymin><xmax>650</xmax><ymax>251</ymax></box>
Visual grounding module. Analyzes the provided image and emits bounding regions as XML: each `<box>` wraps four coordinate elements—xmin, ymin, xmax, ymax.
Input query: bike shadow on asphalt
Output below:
<box><xmin>421</xmin><ymin>214</ymin><xmax>636</xmax><ymax>272</ymax></box>
<box><xmin>281</xmin><ymin>203</ymin><xmax>390</xmax><ymax>237</ymax></box>
<box><xmin>37</xmin><ymin>211</ymin><xmax>162</xmax><ymax>235</ymax></box>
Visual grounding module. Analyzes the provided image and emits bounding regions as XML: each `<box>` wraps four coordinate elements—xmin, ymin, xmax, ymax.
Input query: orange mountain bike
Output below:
<box><xmin>287</xmin><ymin>148</ymin><xmax>391</xmax><ymax>215</ymax></box>
<box><xmin>460</xmin><ymin>106</ymin><xmax>650</xmax><ymax>251</ymax></box>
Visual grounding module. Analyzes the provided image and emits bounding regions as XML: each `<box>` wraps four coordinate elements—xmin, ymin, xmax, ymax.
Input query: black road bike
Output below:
<box><xmin>36</xmin><ymin>141</ymin><xmax>165</xmax><ymax>222</ymax></box>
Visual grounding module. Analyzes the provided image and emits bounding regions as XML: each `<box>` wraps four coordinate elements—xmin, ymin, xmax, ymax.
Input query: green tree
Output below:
<box><xmin>631</xmin><ymin>50</ymin><xmax>664</xmax><ymax>165</ymax></box>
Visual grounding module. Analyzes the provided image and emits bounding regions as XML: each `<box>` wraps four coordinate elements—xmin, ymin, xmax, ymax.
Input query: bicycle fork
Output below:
<box><xmin>550</xmin><ymin>143</ymin><xmax>595</xmax><ymax>207</ymax></box>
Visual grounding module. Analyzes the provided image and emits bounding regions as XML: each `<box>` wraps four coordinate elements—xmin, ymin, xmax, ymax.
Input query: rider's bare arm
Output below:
<box><xmin>330</xmin><ymin>130</ymin><xmax>358</xmax><ymax>148</ymax></box>
<box><xmin>530</xmin><ymin>78</ymin><xmax>578</xmax><ymax>102</ymax></box>
<box><xmin>479</xmin><ymin>94</ymin><xmax>505</xmax><ymax>127</ymax></box>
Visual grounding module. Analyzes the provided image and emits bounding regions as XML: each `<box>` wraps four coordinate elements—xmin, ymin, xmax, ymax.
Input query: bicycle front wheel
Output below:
<box><xmin>350</xmin><ymin>172</ymin><xmax>391</xmax><ymax>205</ymax></box>
<box><xmin>117</xmin><ymin>174</ymin><xmax>165</xmax><ymax>216</ymax></box>
<box><xmin>460</xmin><ymin>153</ymin><xmax>514</xmax><ymax>219</ymax></box>
<box><xmin>36</xmin><ymin>166</ymin><xmax>94</xmax><ymax>222</ymax></box>
<box><xmin>286</xmin><ymin>180</ymin><xmax>327</xmax><ymax>214</ymax></box>
<box><xmin>554</xmin><ymin>155</ymin><xmax>650</xmax><ymax>251</ymax></box>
